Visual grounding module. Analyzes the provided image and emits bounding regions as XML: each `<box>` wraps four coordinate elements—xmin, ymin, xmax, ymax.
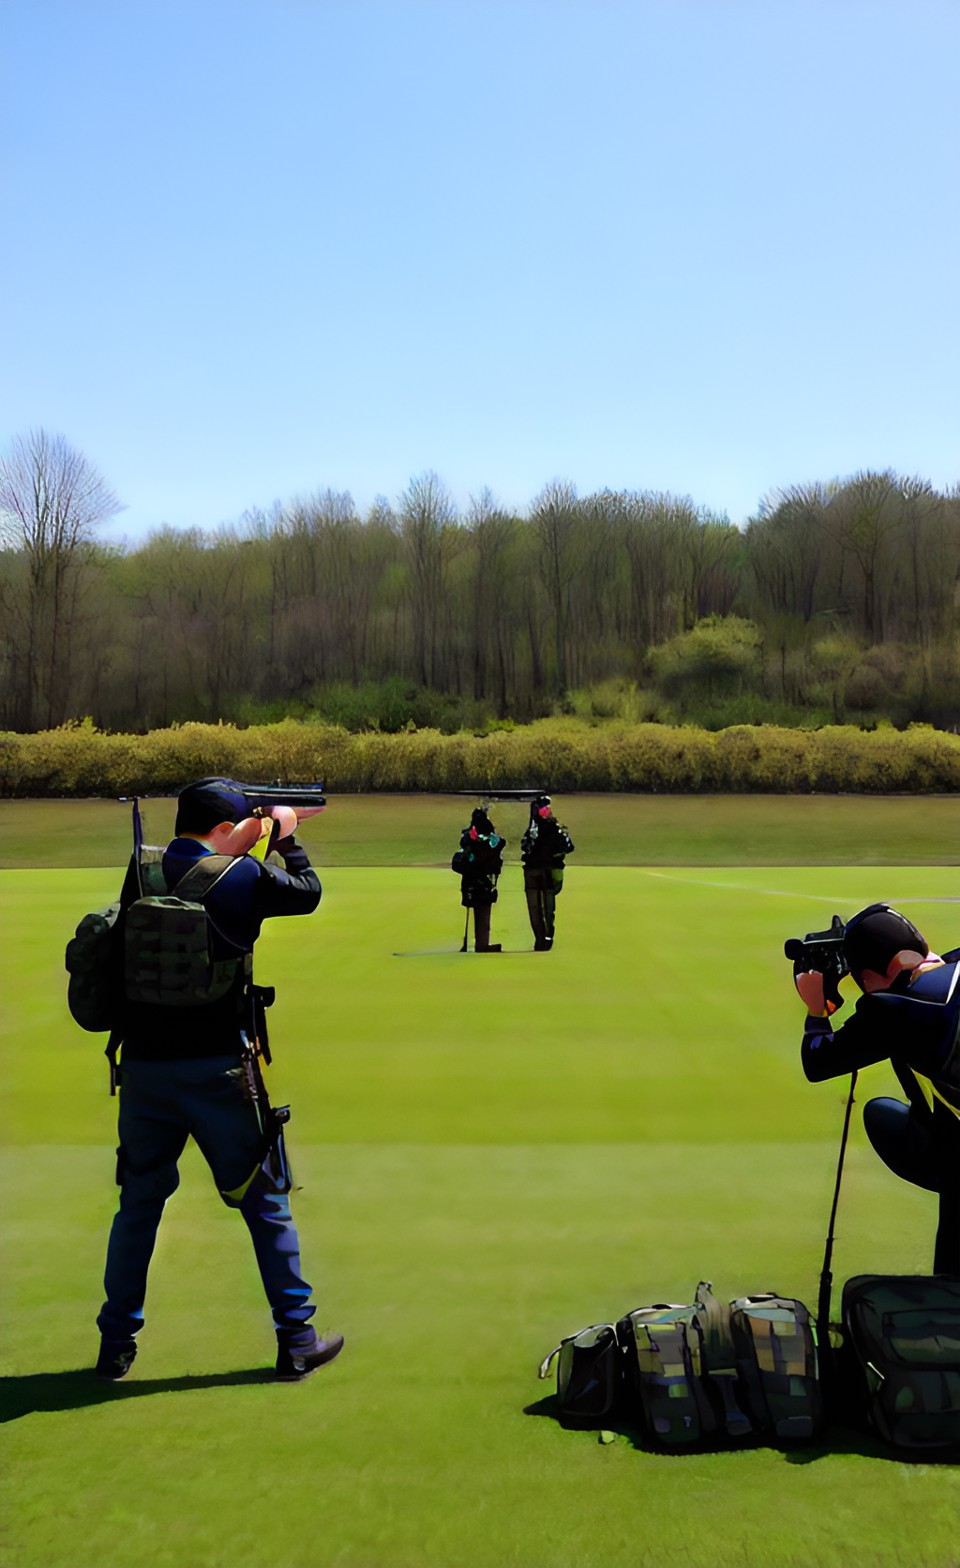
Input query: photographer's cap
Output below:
<box><xmin>843</xmin><ymin>903</ymin><xmax>928</xmax><ymax>986</ymax></box>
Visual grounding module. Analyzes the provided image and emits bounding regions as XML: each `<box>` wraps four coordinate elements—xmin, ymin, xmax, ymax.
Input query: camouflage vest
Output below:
<box><xmin>123</xmin><ymin>851</ymin><xmax>247</xmax><ymax>1008</ymax></box>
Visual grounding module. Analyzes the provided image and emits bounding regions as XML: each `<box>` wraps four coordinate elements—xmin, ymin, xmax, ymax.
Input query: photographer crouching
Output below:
<box><xmin>789</xmin><ymin>904</ymin><xmax>960</xmax><ymax>1273</ymax></box>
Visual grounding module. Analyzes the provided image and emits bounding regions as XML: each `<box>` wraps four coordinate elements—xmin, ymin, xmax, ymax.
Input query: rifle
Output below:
<box><xmin>239</xmin><ymin>982</ymin><xmax>293</xmax><ymax>1194</ymax></box>
<box><xmin>238</xmin><ymin>782</ymin><xmax>327</xmax><ymax>812</ymax></box>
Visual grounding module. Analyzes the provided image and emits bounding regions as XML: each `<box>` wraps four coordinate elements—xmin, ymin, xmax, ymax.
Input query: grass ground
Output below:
<box><xmin>4</xmin><ymin>789</ymin><xmax>960</xmax><ymax>869</ymax></box>
<box><xmin>2</xmin><ymin>796</ymin><xmax>959</xmax><ymax>1568</ymax></box>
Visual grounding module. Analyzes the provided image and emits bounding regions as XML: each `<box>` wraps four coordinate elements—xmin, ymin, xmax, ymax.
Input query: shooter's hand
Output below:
<box><xmin>220</xmin><ymin>808</ymin><xmax>300</xmax><ymax>860</ymax></box>
<box><xmin>268</xmin><ymin>805</ymin><xmax>299</xmax><ymax>843</ymax></box>
<box><xmin>267</xmin><ymin>803</ymin><xmax>325</xmax><ymax>859</ymax></box>
<box><xmin>793</xmin><ymin>963</ymin><xmax>844</xmax><ymax>1018</ymax></box>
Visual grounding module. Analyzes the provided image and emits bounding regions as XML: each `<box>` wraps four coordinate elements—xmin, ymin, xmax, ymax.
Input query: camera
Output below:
<box><xmin>783</xmin><ymin>914</ymin><xmax>849</xmax><ymax>981</ymax></box>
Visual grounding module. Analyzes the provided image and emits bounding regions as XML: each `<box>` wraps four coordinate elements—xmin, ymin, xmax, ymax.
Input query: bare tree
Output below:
<box><xmin>0</xmin><ymin>429</ymin><xmax>123</xmax><ymax>726</ymax></box>
<box><xmin>465</xmin><ymin>488</ymin><xmax>517</xmax><ymax>709</ymax></box>
<box><xmin>400</xmin><ymin>471</ymin><xmax>457</xmax><ymax>688</ymax></box>
<box><xmin>828</xmin><ymin>471</ymin><xmax>904</xmax><ymax>643</ymax></box>
<box><xmin>530</xmin><ymin>479</ymin><xmax>582</xmax><ymax>694</ymax></box>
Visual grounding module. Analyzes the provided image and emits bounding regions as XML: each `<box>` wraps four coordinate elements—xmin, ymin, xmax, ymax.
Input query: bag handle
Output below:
<box><xmin>694</xmin><ymin>1281</ymin><xmax>753</xmax><ymax>1438</ymax></box>
<box><xmin>538</xmin><ymin>1345</ymin><xmax>561</xmax><ymax>1381</ymax></box>
<box><xmin>537</xmin><ymin>1321</ymin><xmax>617</xmax><ymax>1381</ymax></box>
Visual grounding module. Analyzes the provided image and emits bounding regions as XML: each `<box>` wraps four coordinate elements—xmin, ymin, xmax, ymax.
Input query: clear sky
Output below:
<box><xmin>2</xmin><ymin>0</ymin><xmax>957</xmax><ymax>541</ymax></box>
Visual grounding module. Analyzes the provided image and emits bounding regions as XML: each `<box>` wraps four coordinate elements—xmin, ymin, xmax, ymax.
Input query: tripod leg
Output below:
<box><xmin>818</xmin><ymin>1072</ymin><xmax>858</xmax><ymax>1403</ymax></box>
<box><xmin>460</xmin><ymin>906</ymin><xmax>470</xmax><ymax>953</ymax></box>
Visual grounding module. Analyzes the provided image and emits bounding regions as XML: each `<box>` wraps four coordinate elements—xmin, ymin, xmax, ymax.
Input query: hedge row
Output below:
<box><xmin>1</xmin><ymin>716</ymin><xmax>960</xmax><ymax>797</ymax></box>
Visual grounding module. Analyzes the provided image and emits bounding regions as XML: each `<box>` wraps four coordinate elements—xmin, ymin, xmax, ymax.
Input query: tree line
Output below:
<box><xmin>1</xmin><ymin>430</ymin><xmax>958</xmax><ymax>734</ymax></box>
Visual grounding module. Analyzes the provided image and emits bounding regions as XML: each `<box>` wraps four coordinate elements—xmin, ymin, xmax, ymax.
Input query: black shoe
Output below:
<box><xmin>275</xmin><ymin>1332</ymin><xmax>345</xmax><ymax>1381</ymax></box>
<box><xmin>476</xmin><ymin>944</ymin><xmax>502</xmax><ymax>952</ymax></box>
<box><xmin>534</xmin><ymin>939</ymin><xmax>550</xmax><ymax>951</ymax></box>
<box><xmin>95</xmin><ymin>1336</ymin><xmax>138</xmax><ymax>1380</ymax></box>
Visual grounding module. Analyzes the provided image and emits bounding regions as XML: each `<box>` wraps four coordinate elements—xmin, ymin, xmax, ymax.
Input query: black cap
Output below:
<box><xmin>843</xmin><ymin>903</ymin><xmax>928</xmax><ymax>984</ymax></box>
<box><xmin>175</xmin><ymin>777</ymin><xmax>249</xmax><ymax>835</ymax></box>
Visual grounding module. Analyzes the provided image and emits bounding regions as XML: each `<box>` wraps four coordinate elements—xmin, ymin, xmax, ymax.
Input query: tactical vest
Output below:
<box><xmin>123</xmin><ymin>849</ymin><xmax>247</xmax><ymax>1009</ymax></box>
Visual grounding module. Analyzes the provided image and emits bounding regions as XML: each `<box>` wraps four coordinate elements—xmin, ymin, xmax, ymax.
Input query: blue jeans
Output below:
<box><xmin>97</xmin><ymin>1055</ymin><xmax>316</xmax><ymax>1345</ymax></box>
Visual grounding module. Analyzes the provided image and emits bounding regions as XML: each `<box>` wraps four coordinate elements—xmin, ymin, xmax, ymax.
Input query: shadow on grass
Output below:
<box><xmin>523</xmin><ymin>1394</ymin><xmax>959</xmax><ymax>1466</ymax></box>
<box><xmin>1</xmin><ymin>1367</ymin><xmax>276</xmax><ymax>1423</ymax></box>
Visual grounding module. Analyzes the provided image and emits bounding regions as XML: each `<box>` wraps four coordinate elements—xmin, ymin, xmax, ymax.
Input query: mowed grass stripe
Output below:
<box><xmin>3</xmin><ymin>791</ymin><xmax>960</xmax><ymax>869</ymax></box>
<box><xmin>6</xmin><ymin>866</ymin><xmax>958</xmax><ymax>1147</ymax></box>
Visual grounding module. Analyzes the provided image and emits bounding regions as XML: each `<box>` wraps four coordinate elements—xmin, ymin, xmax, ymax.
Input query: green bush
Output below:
<box><xmin>646</xmin><ymin>616</ymin><xmax>763</xmax><ymax>714</ymax></box>
<box><xmin>3</xmin><ymin>716</ymin><xmax>960</xmax><ymax>797</ymax></box>
<box><xmin>671</xmin><ymin>693</ymin><xmax>834</xmax><ymax>731</ymax></box>
<box><xmin>560</xmin><ymin>681</ymin><xmax>662</xmax><ymax>725</ymax></box>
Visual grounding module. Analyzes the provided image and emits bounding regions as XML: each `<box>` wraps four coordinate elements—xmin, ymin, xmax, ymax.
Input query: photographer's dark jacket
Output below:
<box><xmin>118</xmin><ymin>837</ymin><xmax>321</xmax><ymax>1061</ymax></box>
<box><xmin>801</xmin><ymin>951</ymin><xmax>960</xmax><ymax>1119</ymax></box>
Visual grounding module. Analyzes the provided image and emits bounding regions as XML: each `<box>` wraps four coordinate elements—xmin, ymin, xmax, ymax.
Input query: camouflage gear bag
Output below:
<box><xmin>540</xmin><ymin>1281</ymin><xmax>822</xmax><ymax>1447</ymax></box>
<box><xmin>728</xmin><ymin>1293</ymin><xmax>823</xmax><ymax>1440</ymax></box>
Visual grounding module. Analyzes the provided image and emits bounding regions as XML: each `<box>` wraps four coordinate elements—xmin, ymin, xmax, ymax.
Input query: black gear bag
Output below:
<box><xmin>840</xmin><ymin>1274</ymin><xmax>960</xmax><ymax>1450</ymax></box>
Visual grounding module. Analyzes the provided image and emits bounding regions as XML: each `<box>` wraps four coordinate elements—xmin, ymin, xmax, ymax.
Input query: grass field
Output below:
<box><xmin>2</xmin><ymin>796</ymin><xmax>959</xmax><ymax>1568</ymax></box>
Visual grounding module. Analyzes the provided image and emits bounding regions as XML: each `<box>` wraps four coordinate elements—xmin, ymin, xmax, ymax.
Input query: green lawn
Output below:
<box><xmin>2</xmin><ymin>797</ymin><xmax>959</xmax><ymax>1568</ymax></box>
<box><xmin>4</xmin><ymin>789</ymin><xmax>960</xmax><ymax>868</ymax></box>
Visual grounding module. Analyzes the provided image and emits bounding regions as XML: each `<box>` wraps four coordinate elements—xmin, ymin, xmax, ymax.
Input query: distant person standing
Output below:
<box><xmin>521</xmin><ymin>795</ymin><xmax>574</xmax><ymax>951</ymax></box>
<box><xmin>452</xmin><ymin>806</ymin><xmax>506</xmax><ymax>952</ymax></box>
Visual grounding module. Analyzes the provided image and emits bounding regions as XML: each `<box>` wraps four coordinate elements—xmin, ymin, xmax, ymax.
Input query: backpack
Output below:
<box><xmin>617</xmin><ymin>1283</ymin><xmax>756</xmax><ymax>1445</ymax></box>
<box><xmin>65</xmin><ymin>848</ymin><xmax>246</xmax><ymax>1026</ymax></box>
<box><xmin>537</xmin><ymin>1323</ymin><xmax>622</xmax><ymax>1427</ymax></box>
<box><xmin>728</xmin><ymin>1293</ymin><xmax>823</xmax><ymax>1441</ymax></box>
<box><xmin>66</xmin><ymin>844</ymin><xmax>167</xmax><ymax>1032</ymax></box>
<box><xmin>65</xmin><ymin>901</ymin><xmax>124</xmax><ymax>1031</ymax></box>
<box><xmin>617</xmin><ymin>1297</ymin><xmax>728</xmax><ymax>1444</ymax></box>
<box><xmin>841</xmin><ymin>1274</ymin><xmax>960</xmax><ymax>1450</ymax></box>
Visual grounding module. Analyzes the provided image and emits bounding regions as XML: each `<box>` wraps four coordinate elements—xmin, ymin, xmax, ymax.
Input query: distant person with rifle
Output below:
<box><xmin>452</xmin><ymin>806</ymin><xmax>505</xmax><ymax>952</ymax></box>
<box><xmin>789</xmin><ymin>903</ymin><xmax>960</xmax><ymax>1273</ymax></box>
<box><xmin>521</xmin><ymin>795</ymin><xmax>574</xmax><ymax>952</ymax></box>
<box><xmin>93</xmin><ymin>777</ymin><xmax>344</xmax><ymax>1381</ymax></box>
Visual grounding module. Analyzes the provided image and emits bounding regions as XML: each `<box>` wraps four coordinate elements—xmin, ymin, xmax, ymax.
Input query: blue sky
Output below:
<box><xmin>2</xmin><ymin>0</ymin><xmax>957</xmax><ymax>541</ymax></box>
